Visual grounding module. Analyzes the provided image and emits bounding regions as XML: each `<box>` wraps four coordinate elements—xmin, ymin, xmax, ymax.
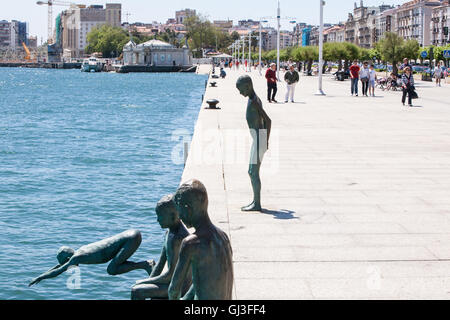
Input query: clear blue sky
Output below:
<box><xmin>4</xmin><ymin>0</ymin><xmax>406</xmax><ymax>43</ymax></box>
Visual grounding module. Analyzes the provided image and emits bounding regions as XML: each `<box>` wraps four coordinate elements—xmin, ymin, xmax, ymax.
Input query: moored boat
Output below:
<box><xmin>81</xmin><ymin>57</ymin><xmax>103</xmax><ymax>72</ymax></box>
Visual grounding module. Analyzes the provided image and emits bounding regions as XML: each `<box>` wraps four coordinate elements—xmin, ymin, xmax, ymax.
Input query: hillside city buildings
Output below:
<box><xmin>2</xmin><ymin>0</ymin><xmax>449</xmax><ymax>59</ymax></box>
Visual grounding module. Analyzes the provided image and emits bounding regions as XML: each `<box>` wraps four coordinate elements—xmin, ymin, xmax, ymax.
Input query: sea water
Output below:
<box><xmin>0</xmin><ymin>68</ymin><xmax>207</xmax><ymax>299</ymax></box>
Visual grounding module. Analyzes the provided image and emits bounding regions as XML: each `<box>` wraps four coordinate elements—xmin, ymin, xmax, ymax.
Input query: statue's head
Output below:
<box><xmin>174</xmin><ymin>179</ymin><xmax>208</xmax><ymax>228</ymax></box>
<box><xmin>155</xmin><ymin>194</ymin><xmax>179</xmax><ymax>229</ymax></box>
<box><xmin>56</xmin><ymin>246</ymin><xmax>75</xmax><ymax>265</ymax></box>
<box><xmin>236</xmin><ymin>75</ymin><xmax>254</xmax><ymax>97</ymax></box>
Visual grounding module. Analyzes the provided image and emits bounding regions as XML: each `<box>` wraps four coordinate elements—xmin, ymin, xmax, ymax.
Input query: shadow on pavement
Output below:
<box><xmin>261</xmin><ymin>209</ymin><xmax>299</xmax><ymax>220</ymax></box>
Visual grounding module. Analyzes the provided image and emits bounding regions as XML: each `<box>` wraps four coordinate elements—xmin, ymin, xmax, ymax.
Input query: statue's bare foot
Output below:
<box><xmin>144</xmin><ymin>260</ymin><xmax>155</xmax><ymax>275</ymax></box>
<box><xmin>241</xmin><ymin>202</ymin><xmax>262</xmax><ymax>212</ymax></box>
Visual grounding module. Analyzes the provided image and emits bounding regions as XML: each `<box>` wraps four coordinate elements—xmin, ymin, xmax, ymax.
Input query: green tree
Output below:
<box><xmin>329</xmin><ymin>42</ymin><xmax>349</xmax><ymax>71</ymax></box>
<box><xmin>322</xmin><ymin>42</ymin><xmax>335</xmax><ymax>73</ymax></box>
<box><xmin>402</xmin><ymin>39</ymin><xmax>420</xmax><ymax>61</ymax></box>
<box><xmin>86</xmin><ymin>25</ymin><xmax>129</xmax><ymax>58</ymax></box>
<box><xmin>369</xmin><ymin>45</ymin><xmax>382</xmax><ymax>63</ymax></box>
<box><xmin>184</xmin><ymin>14</ymin><xmax>233</xmax><ymax>57</ymax></box>
<box><xmin>231</xmin><ymin>31</ymin><xmax>240</xmax><ymax>41</ymax></box>
<box><xmin>359</xmin><ymin>47</ymin><xmax>372</xmax><ymax>62</ymax></box>
<box><xmin>185</xmin><ymin>14</ymin><xmax>217</xmax><ymax>57</ymax></box>
<box><xmin>280</xmin><ymin>47</ymin><xmax>294</xmax><ymax>62</ymax></box>
<box><xmin>342</xmin><ymin>42</ymin><xmax>360</xmax><ymax>70</ymax></box>
<box><xmin>263</xmin><ymin>49</ymin><xmax>277</xmax><ymax>62</ymax></box>
<box><xmin>215</xmin><ymin>29</ymin><xmax>233</xmax><ymax>52</ymax></box>
<box><xmin>292</xmin><ymin>46</ymin><xmax>318</xmax><ymax>74</ymax></box>
<box><xmin>378</xmin><ymin>32</ymin><xmax>404</xmax><ymax>74</ymax></box>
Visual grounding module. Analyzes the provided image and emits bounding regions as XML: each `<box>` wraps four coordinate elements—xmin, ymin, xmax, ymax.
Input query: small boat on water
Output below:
<box><xmin>81</xmin><ymin>57</ymin><xmax>103</xmax><ymax>72</ymax></box>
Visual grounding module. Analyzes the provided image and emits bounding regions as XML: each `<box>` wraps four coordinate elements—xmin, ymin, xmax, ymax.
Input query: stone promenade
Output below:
<box><xmin>183</xmin><ymin>65</ymin><xmax>450</xmax><ymax>299</ymax></box>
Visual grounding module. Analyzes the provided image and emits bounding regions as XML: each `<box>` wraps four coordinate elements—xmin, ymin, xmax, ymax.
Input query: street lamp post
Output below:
<box><xmin>315</xmin><ymin>0</ymin><xmax>326</xmax><ymax>96</ymax></box>
<box><xmin>276</xmin><ymin>0</ymin><xmax>281</xmax><ymax>79</ymax></box>
<box><xmin>259</xmin><ymin>19</ymin><xmax>268</xmax><ymax>75</ymax></box>
<box><xmin>232</xmin><ymin>43</ymin><xmax>235</xmax><ymax>69</ymax></box>
<box><xmin>259</xmin><ymin>22</ymin><xmax>263</xmax><ymax>75</ymax></box>
<box><xmin>248</xmin><ymin>29</ymin><xmax>252</xmax><ymax>72</ymax></box>
<box><xmin>242</xmin><ymin>36</ymin><xmax>245</xmax><ymax>68</ymax></box>
<box><xmin>237</xmin><ymin>40</ymin><xmax>240</xmax><ymax>70</ymax></box>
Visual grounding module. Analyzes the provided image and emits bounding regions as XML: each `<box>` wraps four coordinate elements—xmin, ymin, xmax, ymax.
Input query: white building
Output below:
<box><xmin>396</xmin><ymin>0</ymin><xmax>442</xmax><ymax>47</ymax></box>
<box><xmin>123</xmin><ymin>39</ymin><xmax>192</xmax><ymax>67</ymax></box>
<box><xmin>61</xmin><ymin>3</ymin><xmax>122</xmax><ymax>58</ymax></box>
<box><xmin>376</xmin><ymin>7</ymin><xmax>398</xmax><ymax>43</ymax></box>
<box><xmin>430</xmin><ymin>0</ymin><xmax>450</xmax><ymax>45</ymax></box>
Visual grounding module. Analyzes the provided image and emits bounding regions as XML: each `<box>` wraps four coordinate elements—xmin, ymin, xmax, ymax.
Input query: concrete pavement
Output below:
<box><xmin>182</xmin><ymin>66</ymin><xmax>450</xmax><ymax>299</ymax></box>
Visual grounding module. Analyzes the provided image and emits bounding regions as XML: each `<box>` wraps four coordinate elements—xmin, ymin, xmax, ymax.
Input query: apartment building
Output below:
<box><xmin>376</xmin><ymin>7</ymin><xmax>398</xmax><ymax>42</ymax></box>
<box><xmin>309</xmin><ymin>24</ymin><xmax>333</xmax><ymax>46</ymax></box>
<box><xmin>430</xmin><ymin>0</ymin><xmax>449</xmax><ymax>45</ymax></box>
<box><xmin>61</xmin><ymin>3</ymin><xmax>122</xmax><ymax>58</ymax></box>
<box><xmin>214</xmin><ymin>20</ymin><xmax>233</xmax><ymax>32</ymax></box>
<box><xmin>0</xmin><ymin>20</ymin><xmax>28</xmax><ymax>49</ymax></box>
<box><xmin>396</xmin><ymin>0</ymin><xmax>442</xmax><ymax>46</ymax></box>
<box><xmin>238</xmin><ymin>19</ymin><xmax>261</xmax><ymax>28</ymax></box>
<box><xmin>324</xmin><ymin>25</ymin><xmax>346</xmax><ymax>43</ymax></box>
<box><xmin>175</xmin><ymin>9</ymin><xmax>196</xmax><ymax>25</ymax></box>
<box><xmin>345</xmin><ymin>1</ymin><xmax>393</xmax><ymax>48</ymax></box>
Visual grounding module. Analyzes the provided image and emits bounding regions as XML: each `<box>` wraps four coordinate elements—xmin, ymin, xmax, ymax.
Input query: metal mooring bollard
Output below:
<box><xmin>206</xmin><ymin>99</ymin><xmax>220</xmax><ymax>109</ymax></box>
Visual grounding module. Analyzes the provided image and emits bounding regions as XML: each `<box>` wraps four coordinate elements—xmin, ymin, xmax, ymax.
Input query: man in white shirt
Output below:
<box><xmin>284</xmin><ymin>64</ymin><xmax>300</xmax><ymax>103</ymax></box>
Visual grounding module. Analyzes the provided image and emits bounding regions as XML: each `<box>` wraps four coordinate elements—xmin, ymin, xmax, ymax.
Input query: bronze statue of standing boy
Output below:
<box><xmin>236</xmin><ymin>75</ymin><xmax>272</xmax><ymax>212</ymax></box>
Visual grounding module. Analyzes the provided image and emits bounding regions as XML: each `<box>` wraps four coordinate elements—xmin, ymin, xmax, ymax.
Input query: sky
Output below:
<box><xmin>3</xmin><ymin>0</ymin><xmax>407</xmax><ymax>44</ymax></box>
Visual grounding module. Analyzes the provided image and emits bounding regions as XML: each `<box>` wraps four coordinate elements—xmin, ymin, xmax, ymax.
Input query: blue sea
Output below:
<box><xmin>0</xmin><ymin>68</ymin><xmax>207</xmax><ymax>300</ymax></box>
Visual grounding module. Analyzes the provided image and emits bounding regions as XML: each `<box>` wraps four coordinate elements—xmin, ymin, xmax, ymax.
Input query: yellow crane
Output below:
<box><xmin>22</xmin><ymin>42</ymin><xmax>31</xmax><ymax>60</ymax></box>
<box><xmin>11</xmin><ymin>24</ymin><xmax>33</xmax><ymax>62</ymax></box>
<box><xmin>36</xmin><ymin>1</ymin><xmax>83</xmax><ymax>45</ymax></box>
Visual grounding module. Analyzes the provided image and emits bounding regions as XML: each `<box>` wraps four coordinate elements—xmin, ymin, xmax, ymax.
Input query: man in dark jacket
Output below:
<box><xmin>265</xmin><ymin>63</ymin><xmax>278</xmax><ymax>103</ymax></box>
<box><xmin>284</xmin><ymin>64</ymin><xmax>299</xmax><ymax>103</ymax></box>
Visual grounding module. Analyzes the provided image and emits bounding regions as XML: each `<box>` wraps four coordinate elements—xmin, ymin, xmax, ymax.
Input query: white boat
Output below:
<box><xmin>81</xmin><ymin>57</ymin><xmax>103</xmax><ymax>72</ymax></box>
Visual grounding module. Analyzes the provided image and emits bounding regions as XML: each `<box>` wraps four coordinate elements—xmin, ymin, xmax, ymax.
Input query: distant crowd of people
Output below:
<box><xmin>218</xmin><ymin>56</ymin><xmax>447</xmax><ymax>108</ymax></box>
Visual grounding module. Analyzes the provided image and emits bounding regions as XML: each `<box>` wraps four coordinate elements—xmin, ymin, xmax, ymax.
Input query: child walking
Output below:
<box><xmin>369</xmin><ymin>65</ymin><xmax>377</xmax><ymax>97</ymax></box>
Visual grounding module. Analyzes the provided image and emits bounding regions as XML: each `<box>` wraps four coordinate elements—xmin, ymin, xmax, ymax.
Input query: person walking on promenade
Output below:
<box><xmin>266</xmin><ymin>63</ymin><xmax>278</xmax><ymax>103</ymax></box>
<box><xmin>434</xmin><ymin>61</ymin><xmax>445</xmax><ymax>87</ymax></box>
<box><xmin>284</xmin><ymin>64</ymin><xmax>299</xmax><ymax>103</ymax></box>
<box><xmin>401</xmin><ymin>67</ymin><xmax>415</xmax><ymax>107</ymax></box>
<box><xmin>359</xmin><ymin>62</ymin><xmax>370</xmax><ymax>97</ymax></box>
<box><xmin>368</xmin><ymin>64</ymin><xmax>377</xmax><ymax>97</ymax></box>
<box><xmin>349</xmin><ymin>60</ymin><xmax>360</xmax><ymax>96</ymax></box>
<box><xmin>400</xmin><ymin>58</ymin><xmax>412</xmax><ymax>72</ymax></box>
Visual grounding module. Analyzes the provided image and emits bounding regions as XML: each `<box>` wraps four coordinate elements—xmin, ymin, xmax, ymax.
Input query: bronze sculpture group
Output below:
<box><xmin>30</xmin><ymin>180</ymin><xmax>234</xmax><ymax>300</ymax></box>
<box><xmin>29</xmin><ymin>75</ymin><xmax>270</xmax><ymax>300</ymax></box>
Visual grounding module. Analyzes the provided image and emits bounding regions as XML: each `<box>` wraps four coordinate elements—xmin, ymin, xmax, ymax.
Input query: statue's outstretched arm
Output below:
<box><xmin>29</xmin><ymin>259</ymin><xmax>76</xmax><ymax>286</ymax></box>
<box><xmin>168</xmin><ymin>240</ymin><xmax>194</xmax><ymax>300</ymax></box>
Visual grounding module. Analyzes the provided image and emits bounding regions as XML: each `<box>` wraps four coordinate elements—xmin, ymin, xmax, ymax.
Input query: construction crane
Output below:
<box><xmin>22</xmin><ymin>42</ymin><xmax>31</xmax><ymax>60</ymax></box>
<box><xmin>36</xmin><ymin>1</ymin><xmax>79</xmax><ymax>45</ymax></box>
<box><xmin>11</xmin><ymin>25</ymin><xmax>32</xmax><ymax>61</ymax></box>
